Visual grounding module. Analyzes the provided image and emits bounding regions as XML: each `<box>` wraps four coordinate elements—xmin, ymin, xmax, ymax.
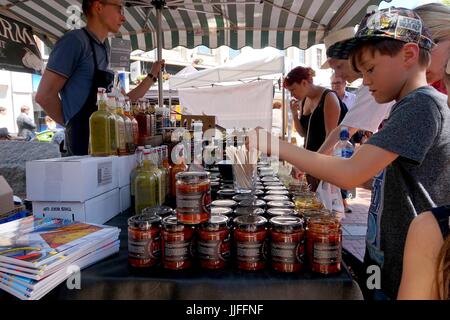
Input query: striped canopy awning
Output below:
<box><xmin>0</xmin><ymin>0</ymin><xmax>383</xmax><ymax>51</ymax></box>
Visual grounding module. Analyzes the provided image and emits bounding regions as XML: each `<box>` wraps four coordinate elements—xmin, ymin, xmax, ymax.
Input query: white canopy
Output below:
<box><xmin>169</xmin><ymin>48</ymin><xmax>284</xmax><ymax>90</ymax></box>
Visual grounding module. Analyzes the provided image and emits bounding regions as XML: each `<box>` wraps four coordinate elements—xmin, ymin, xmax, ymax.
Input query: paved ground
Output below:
<box><xmin>340</xmin><ymin>188</ymin><xmax>371</xmax><ymax>262</ymax></box>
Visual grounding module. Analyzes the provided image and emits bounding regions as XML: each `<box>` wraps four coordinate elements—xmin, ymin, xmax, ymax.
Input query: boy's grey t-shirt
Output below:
<box><xmin>365</xmin><ymin>86</ymin><xmax>450</xmax><ymax>299</ymax></box>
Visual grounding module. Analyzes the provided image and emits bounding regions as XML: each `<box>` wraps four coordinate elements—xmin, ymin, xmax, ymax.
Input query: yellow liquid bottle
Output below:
<box><xmin>89</xmin><ymin>88</ymin><xmax>111</xmax><ymax>156</ymax></box>
<box><xmin>115</xmin><ymin>96</ymin><xmax>128</xmax><ymax>156</ymax></box>
<box><xmin>130</xmin><ymin>146</ymin><xmax>145</xmax><ymax>214</ymax></box>
<box><xmin>106</xmin><ymin>94</ymin><xmax>118</xmax><ymax>155</ymax></box>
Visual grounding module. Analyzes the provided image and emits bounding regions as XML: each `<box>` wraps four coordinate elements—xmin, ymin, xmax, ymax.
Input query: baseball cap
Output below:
<box><xmin>320</xmin><ymin>27</ymin><xmax>356</xmax><ymax>69</ymax></box>
<box><xmin>326</xmin><ymin>7</ymin><xmax>435</xmax><ymax>60</ymax></box>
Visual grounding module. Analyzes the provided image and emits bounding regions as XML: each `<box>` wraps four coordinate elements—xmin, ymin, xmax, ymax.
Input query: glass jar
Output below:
<box><xmin>128</xmin><ymin>214</ymin><xmax>162</xmax><ymax>267</ymax></box>
<box><xmin>233</xmin><ymin>215</ymin><xmax>268</xmax><ymax>271</ymax></box>
<box><xmin>303</xmin><ymin>208</ymin><xmax>332</xmax><ymax>224</ymax></box>
<box><xmin>270</xmin><ymin>216</ymin><xmax>305</xmax><ymax>273</ymax></box>
<box><xmin>265</xmin><ymin>186</ymin><xmax>288</xmax><ymax>191</ymax></box>
<box><xmin>306</xmin><ymin>216</ymin><xmax>342</xmax><ymax>274</ymax></box>
<box><xmin>293</xmin><ymin>191</ymin><xmax>324</xmax><ymax>213</ymax></box>
<box><xmin>261</xmin><ymin>176</ymin><xmax>280</xmax><ymax>182</ymax></box>
<box><xmin>198</xmin><ymin>215</ymin><xmax>231</xmax><ymax>269</ymax></box>
<box><xmin>161</xmin><ymin>215</ymin><xmax>195</xmax><ymax>270</ymax></box>
<box><xmin>176</xmin><ymin>171</ymin><xmax>211</xmax><ymax>225</ymax></box>
<box><xmin>263</xmin><ymin>182</ymin><xmax>284</xmax><ymax>187</ymax></box>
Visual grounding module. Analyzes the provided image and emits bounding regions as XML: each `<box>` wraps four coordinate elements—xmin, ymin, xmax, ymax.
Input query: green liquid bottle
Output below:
<box><xmin>89</xmin><ymin>88</ymin><xmax>111</xmax><ymax>157</ymax></box>
<box><xmin>157</xmin><ymin>146</ymin><xmax>169</xmax><ymax>203</ymax></box>
<box><xmin>134</xmin><ymin>149</ymin><xmax>159</xmax><ymax>215</ymax></box>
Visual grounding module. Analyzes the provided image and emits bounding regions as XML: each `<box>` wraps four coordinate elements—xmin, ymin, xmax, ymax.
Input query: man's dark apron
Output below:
<box><xmin>65</xmin><ymin>28</ymin><xmax>114</xmax><ymax>156</ymax></box>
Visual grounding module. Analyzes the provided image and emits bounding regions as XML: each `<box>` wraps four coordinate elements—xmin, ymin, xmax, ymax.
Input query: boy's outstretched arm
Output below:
<box><xmin>279</xmin><ymin>140</ymin><xmax>398</xmax><ymax>190</ymax></box>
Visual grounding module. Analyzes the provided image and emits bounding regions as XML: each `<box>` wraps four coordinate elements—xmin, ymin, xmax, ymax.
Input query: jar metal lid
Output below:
<box><xmin>201</xmin><ymin>214</ymin><xmax>230</xmax><ymax>231</ymax></box>
<box><xmin>270</xmin><ymin>216</ymin><xmax>303</xmax><ymax>231</ymax></box>
<box><xmin>232</xmin><ymin>194</ymin><xmax>257</xmax><ymax>202</ymax></box>
<box><xmin>234</xmin><ymin>207</ymin><xmax>265</xmax><ymax>216</ymax></box>
<box><xmin>142</xmin><ymin>205</ymin><xmax>174</xmax><ymax>218</ymax></box>
<box><xmin>238</xmin><ymin>199</ymin><xmax>266</xmax><ymax>207</ymax></box>
<box><xmin>176</xmin><ymin>171</ymin><xmax>210</xmax><ymax>183</ymax></box>
<box><xmin>263</xmin><ymin>195</ymin><xmax>290</xmax><ymax>202</ymax></box>
<box><xmin>267</xmin><ymin>208</ymin><xmax>298</xmax><ymax>217</ymax></box>
<box><xmin>267</xmin><ymin>200</ymin><xmax>296</xmax><ymax>208</ymax></box>
<box><xmin>233</xmin><ymin>214</ymin><xmax>267</xmax><ymax>229</ymax></box>
<box><xmin>263</xmin><ymin>182</ymin><xmax>284</xmax><ymax>186</ymax></box>
<box><xmin>162</xmin><ymin>215</ymin><xmax>192</xmax><ymax>232</ymax></box>
<box><xmin>211</xmin><ymin>207</ymin><xmax>234</xmax><ymax>216</ymax></box>
<box><xmin>266</xmin><ymin>190</ymin><xmax>290</xmax><ymax>195</ymax></box>
<box><xmin>217</xmin><ymin>189</ymin><xmax>236</xmax><ymax>196</ymax></box>
<box><xmin>211</xmin><ymin>199</ymin><xmax>237</xmax><ymax>208</ymax></box>
<box><xmin>261</xmin><ymin>176</ymin><xmax>280</xmax><ymax>182</ymax></box>
<box><xmin>265</xmin><ymin>186</ymin><xmax>288</xmax><ymax>190</ymax></box>
<box><xmin>128</xmin><ymin>213</ymin><xmax>162</xmax><ymax>229</ymax></box>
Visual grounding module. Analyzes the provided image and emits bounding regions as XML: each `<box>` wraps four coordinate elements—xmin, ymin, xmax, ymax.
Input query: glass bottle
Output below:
<box><xmin>161</xmin><ymin>145</ymin><xmax>172</xmax><ymax>200</ymax></box>
<box><xmin>151</xmin><ymin>147</ymin><xmax>165</xmax><ymax>205</ymax></box>
<box><xmin>89</xmin><ymin>88</ymin><xmax>111</xmax><ymax>156</ymax></box>
<box><xmin>134</xmin><ymin>149</ymin><xmax>159</xmax><ymax>214</ymax></box>
<box><xmin>156</xmin><ymin>146</ymin><xmax>168</xmax><ymax>202</ymax></box>
<box><xmin>120</xmin><ymin>96</ymin><xmax>134</xmax><ymax>154</ymax></box>
<box><xmin>130</xmin><ymin>146</ymin><xmax>145</xmax><ymax>214</ymax></box>
<box><xmin>135</xmin><ymin>98</ymin><xmax>150</xmax><ymax>144</ymax></box>
<box><xmin>115</xmin><ymin>96</ymin><xmax>129</xmax><ymax>156</ymax></box>
<box><xmin>170</xmin><ymin>152</ymin><xmax>187</xmax><ymax>198</ymax></box>
<box><xmin>126</xmin><ymin>96</ymin><xmax>139</xmax><ymax>150</ymax></box>
<box><xmin>106</xmin><ymin>93</ymin><xmax>119</xmax><ymax>155</ymax></box>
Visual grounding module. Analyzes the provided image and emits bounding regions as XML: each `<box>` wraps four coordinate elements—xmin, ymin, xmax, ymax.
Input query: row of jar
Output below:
<box><xmin>128</xmin><ymin>213</ymin><xmax>342</xmax><ymax>274</ymax></box>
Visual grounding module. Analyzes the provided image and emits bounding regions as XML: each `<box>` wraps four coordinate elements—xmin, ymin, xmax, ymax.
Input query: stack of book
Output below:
<box><xmin>0</xmin><ymin>216</ymin><xmax>120</xmax><ymax>300</ymax></box>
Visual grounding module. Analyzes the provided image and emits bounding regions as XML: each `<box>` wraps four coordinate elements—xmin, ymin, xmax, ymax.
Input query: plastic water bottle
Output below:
<box><xmin>333</xmin><ymin>127</ymin><xmax>354</xmax><ymax>159</ymax></box>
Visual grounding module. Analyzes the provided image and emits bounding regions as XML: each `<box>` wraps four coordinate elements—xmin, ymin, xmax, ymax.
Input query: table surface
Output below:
<box><xmin>35</xmin><ymin>211</ymin><xmax>363</xmax><ymax>300</ymax></box>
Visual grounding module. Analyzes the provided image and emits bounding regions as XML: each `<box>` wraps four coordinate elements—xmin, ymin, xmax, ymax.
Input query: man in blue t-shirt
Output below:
<box><xmin>36</xmin><ymin>0</ymin><xmax>164</xmax><ymax>155</ymax></box>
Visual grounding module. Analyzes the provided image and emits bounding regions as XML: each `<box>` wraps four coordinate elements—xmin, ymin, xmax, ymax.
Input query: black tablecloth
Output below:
<box><xmin>42</xmin><ymin>211</ymin><xmax>363</xmax><ymax>300</ymax></box>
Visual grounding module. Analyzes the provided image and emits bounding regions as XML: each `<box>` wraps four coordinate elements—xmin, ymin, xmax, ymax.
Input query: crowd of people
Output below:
<box><xmin>262</xmin><ymin>3</ymin><xmax>450</xmax><ymax>300</ymax></box>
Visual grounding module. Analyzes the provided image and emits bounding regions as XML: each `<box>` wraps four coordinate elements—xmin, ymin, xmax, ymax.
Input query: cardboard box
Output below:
<box><xmin>26</xmin><ymin>155</ymin><xmax>119</xmax><ymax>202</ymax></box>
<box><xmin>119</xmin><ymin>185</ymin><xmax>131</xmax><ymax>213</ymax></box>
<box><xmin>32</xmin><ymin>188</ymin><xmax>120</xmax><ymax>225</ymax></box>
<box><xmin>0</xmin><ymin>176</ymin><xmax>14</xmax><ymax>215</ymax></box>
<box><xmin>181</xmin><ymin>115</ymin><xmax>216</xmax><ymax>132</ymax></box>
<box><xmin>117</xmin><ymin>154</ymin><xmax>136</xmax><ymax>188</ymax></box>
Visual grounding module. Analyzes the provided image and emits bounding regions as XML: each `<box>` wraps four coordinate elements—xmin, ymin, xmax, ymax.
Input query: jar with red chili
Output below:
<box><xmin>161</xmin><ymin>215</ymin><xmax>195</xmax><ymax>270</ymax></box>
<box><xmin>176</xmin><ymin>171</ymin><xmax>211</xmax><ymax>225</ymax></box>
<box><xmin>233</xmin><ymin>215</ymin><xmax>268</xmax><ymax>271</ymax></box>
<box><xmin>197</xmin><ymin>215</ymin><xmax>231</xmax><ymax>269</ymax></box>
<box><xmin>306</xmin><ymin>216</ymin><xmax>342</xmax><ymax>274</ymax></box>
<box><xmin>269</xmin><ymin>216</ymin><xmax>305</xmax><ymax>273</ymax></box>
<box><xmin>128</xmin><ymin>213</ymin><xmax>162</xmax><ymax>268</ymax></box>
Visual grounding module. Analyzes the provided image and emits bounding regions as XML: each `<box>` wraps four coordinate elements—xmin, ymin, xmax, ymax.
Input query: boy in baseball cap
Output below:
<box><xmin>249</xmin><ymin>8</ymin><xmax>450</xmax><ymax>300</ymax></box>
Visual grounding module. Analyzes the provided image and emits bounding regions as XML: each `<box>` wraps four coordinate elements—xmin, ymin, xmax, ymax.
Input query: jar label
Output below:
<box><xmin>176</xmin><ymin>190</ymin><xmax>211</xmax><ymax>213</ymax></box>
<box><xmin>128</xmin><ymin>236</ymin><xmax>161</xmax><ymax>260</ymax></box>
<box><xmin>271</xmin><ymin>242</ymin><xmax>304</xmax><ymax>263</ymax></box>
<box><xmin>236</xmin><ymin>241</ymin><xmax>265</xmax><ymax>262</ymax></box>
<box><xmin>313</xmin><ymin>242</ymin><xmax>341</xmax><ymax>264</ymax></box>
<box><xmin>164</xmin><ymin>240</ymin><xmax>192</xmax><ymax>261</ymax></box>
<box><xmin>198</xmin><ymin>237</ymin><xmax>230</xmax><ymax>261</ymax></box>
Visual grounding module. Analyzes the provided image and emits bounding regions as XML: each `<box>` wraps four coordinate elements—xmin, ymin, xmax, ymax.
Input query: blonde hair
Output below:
<box><xmin>414</xmin><ymin>3</ymin><xmax>450</xmax><ymax>43</ymax></box>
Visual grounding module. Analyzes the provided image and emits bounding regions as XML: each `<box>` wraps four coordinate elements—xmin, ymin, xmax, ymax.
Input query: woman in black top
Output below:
<box><xmin>284</xmin><ymin>66</ymin><xmax>347</xmax><ymax>152</ymax></box>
